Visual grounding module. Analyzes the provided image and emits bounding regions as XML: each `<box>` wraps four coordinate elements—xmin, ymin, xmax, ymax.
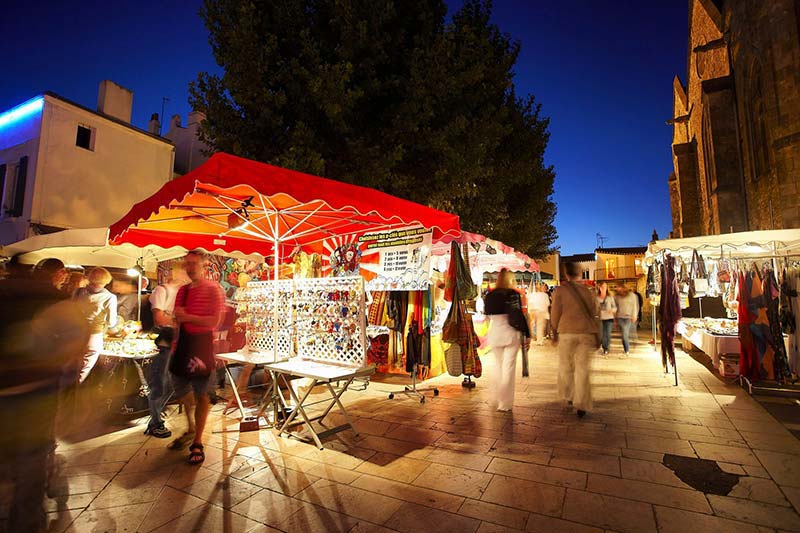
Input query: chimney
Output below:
<box><xmin>169</xmin><ymin>114</ymin><xmax>182</xmax><ymax>131</ymax></box>
<box><xmin>97</xmin><ymin>80</ymin><xmax>133</xmax><ymax>123</ymax></box>
<box><xmin>188</xmin><ymin>110</ymin><xmax>206</xmax><ymax>126</ymax></box>
<box><xmin>148</xmin><ymin>113</ymin><xmax>160</xmax><ymax>135</ymax></box>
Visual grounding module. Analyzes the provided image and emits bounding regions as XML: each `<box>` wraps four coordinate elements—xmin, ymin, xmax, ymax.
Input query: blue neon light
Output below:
<box><xmin>0</xmin><ymin>96</ymin><xmax>44</xmax><ymax>131</ymax></box>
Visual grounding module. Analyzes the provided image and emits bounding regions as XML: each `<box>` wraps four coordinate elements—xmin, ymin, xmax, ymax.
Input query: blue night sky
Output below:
<box><xmin>0</xmin><ymin>1</ymin><xmax>687</xmax><ymax>255</ymax></box>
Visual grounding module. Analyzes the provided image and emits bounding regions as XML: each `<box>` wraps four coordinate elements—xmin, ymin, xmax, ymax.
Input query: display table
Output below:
<box><xmin>677</xmin><ymin>321</ymin><xmax>738</xmax><ymax>368</ymax></box>
<box><xmin>216</xmin><ymin>351</ymin><xmax>288</xmax><ymax>419</ymax></box>
<box><xmin>263</xmin><ymin>359</ymin><xmax>375</xmax><ymax>449</ymax></box>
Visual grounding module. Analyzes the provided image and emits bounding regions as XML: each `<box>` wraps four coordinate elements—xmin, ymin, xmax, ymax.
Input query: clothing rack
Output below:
<box><xmin>387</xmin><ymin>363</ymin><xmax>439</xmax><ymax>403</ymax></box>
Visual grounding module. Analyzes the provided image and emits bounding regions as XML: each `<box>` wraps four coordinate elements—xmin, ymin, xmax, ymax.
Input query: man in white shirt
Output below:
<box><xmin>614</xmin><ymin>284</ymin><xmax>639</xmax><ymax>356</ymax></box>
<box><xmin>528</xmin><ymin>283</ymin><xmax>551</xmax><ymax>345</ymax></box>
<box><xmin>144</xmin><ymin>266</ymin><xmax>189</xmax><ymax>438</ymax></box>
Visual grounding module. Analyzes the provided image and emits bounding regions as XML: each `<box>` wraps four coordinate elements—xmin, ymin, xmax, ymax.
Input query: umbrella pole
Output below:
<box><xmin>272</xmin><ymin>238</ymin><xmax>280</xmax><ymax>426</ymax></box>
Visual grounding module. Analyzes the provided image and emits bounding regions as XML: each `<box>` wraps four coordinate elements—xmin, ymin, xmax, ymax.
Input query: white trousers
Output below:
<box><xmin>557</xmin><ymin>333</ymin><xmax>594</xmax><ymax>412</ymax></box>
<box><xmin>532</xmin><ymin>311</ymin><xmax>548</xmax><ymax>343</ymax></box>
<box><xmin>79</xmin><ymin>333</ymin><xmax>104</xmax><ymax>384</ymax></box>
<box><xmin>489</xmin><ymin>315</ymin><xmax>520</xmax><ymax>411</ymax></box>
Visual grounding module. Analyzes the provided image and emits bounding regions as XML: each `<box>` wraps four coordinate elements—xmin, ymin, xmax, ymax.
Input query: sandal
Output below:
<box><xmin>188</xmin><ymin>443</ymin><xmax>205</xmax><ymax>465</ymax></box>
<box><xmin>167</xmin><ymin>431</ymin><xmax>195</xmax><ymax>450</ymax></box>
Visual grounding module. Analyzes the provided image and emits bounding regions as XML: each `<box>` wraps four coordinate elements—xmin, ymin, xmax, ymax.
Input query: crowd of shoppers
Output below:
<box><xmin>0</xmin><ymin>250</ymin><xmax>226</xmax><ymax>530</ymax></box>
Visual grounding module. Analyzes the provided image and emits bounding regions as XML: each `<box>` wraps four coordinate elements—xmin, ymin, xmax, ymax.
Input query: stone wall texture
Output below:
<box><xmin>670</xmin><ymin>0</ymin><xmax>800</xmax><ymax>237</ymax></box>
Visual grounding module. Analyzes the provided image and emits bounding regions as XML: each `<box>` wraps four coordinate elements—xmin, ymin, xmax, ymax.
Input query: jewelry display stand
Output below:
<box><xmin>221</xmin><ymin>276</ymin><xmax>373</xmax><ymax>446</ymax></box>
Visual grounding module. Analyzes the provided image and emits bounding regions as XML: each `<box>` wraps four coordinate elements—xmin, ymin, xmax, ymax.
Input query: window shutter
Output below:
<box><xmin>11</xmin><ymin>156</ymin><xmax>28</xmax><ymax>217</ymax></box>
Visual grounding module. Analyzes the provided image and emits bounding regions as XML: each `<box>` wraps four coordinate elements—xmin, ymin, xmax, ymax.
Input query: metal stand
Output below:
<box><xmin>388</xmin><ymin>364</ymin><xmax>439</xmax><ymax>403</ymax></box>
<box><xmin>462</xmin><ymin>375</ymin><xmax>476</xmax><ymax>388</ymax></box>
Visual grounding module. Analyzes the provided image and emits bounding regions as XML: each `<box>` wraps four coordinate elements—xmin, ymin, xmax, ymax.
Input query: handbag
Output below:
<box><xmin>564</xmin><ymin>282</ymin><xmax>601</xmax><ymax>349</ymax></box>
<box><xmin>506</xmin><ymin>292</ymin><xmax>530</xmax><ymax>336</ymax></box>
<box><xmin>444</xmin><ymin>343</ymin><xmax>463</xmax><ymax>376</ymax></box>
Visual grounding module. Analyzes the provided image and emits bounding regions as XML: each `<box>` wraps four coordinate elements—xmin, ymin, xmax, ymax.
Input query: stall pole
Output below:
<box><xmin>652</xmin><ymin>304</ymin><xmax>657</xmax><ymax>353</ymax></box>
<box><xmin>272</xmin><ymin>237</ymin><xmax>280</xmax><ymax>427</ymax></box>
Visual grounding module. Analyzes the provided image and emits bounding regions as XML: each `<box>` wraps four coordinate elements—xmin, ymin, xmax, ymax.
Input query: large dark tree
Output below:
<box><xmin>190</xmin><ymin>0</ymin><xmax>557</xmax><ymax>257</ymax></box>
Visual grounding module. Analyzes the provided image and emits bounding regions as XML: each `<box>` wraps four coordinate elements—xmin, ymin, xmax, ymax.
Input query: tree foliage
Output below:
<box><xmin>190</xmin><ymin>0</ymin><xmax>557</xmax><ymax>257</ymax></box>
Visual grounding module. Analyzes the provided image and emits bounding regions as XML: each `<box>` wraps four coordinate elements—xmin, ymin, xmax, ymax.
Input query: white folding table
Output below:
<box><xmin>263</xmin><ymin>359</ymin><xmax>375</xmax><ymax>449</ymax></box>
<box><xmin>216</xmin><ymin>351</ymin><xmax>287</xmax><ymax>420</ymax></box>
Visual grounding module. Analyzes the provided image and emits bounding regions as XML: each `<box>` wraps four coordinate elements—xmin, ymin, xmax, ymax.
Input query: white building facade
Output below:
<box><xmin>164</xmin><ymin>110</ymin><xmax>210</xmax><ymax>175</ymax></box>
<box><xmin>0</xmin><ymin>81</ymin><xmax>174</xmax><ymax>245</ymax></box>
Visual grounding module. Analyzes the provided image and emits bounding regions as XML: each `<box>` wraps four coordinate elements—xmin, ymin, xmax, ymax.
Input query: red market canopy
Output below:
<box><xmin>109</xmin><ymin>153</ymin><xmax>461</xmax><ymax>262</ymax></box>
<box><xmin>431</xmin><ymin>230</ymin><xmax>539</xmax><ymax>274</ymax></box>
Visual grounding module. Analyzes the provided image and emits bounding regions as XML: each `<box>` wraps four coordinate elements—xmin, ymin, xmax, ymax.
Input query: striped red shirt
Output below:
<box><xmin>175</xmin><ymin>279</ymin><xmax>225</xmax><ymax>334</ymax></box>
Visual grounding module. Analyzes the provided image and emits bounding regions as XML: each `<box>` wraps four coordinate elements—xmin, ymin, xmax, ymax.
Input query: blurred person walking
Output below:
<box><xmin>597</xmin><ymin>282</ymin><xmax>616</xmax><ymax>355</ymax></box>
<box><xmin>0</xmin><ymin>257</ymin><xmax>88</xmax><ymax>531</ymax></box>
<box><xmin>144</xmin><ymin>266</ymin><xmax>190</xmax><ymax>439</ymax></box>
<box><xmin>484</xmin><ymin>269</ymin><xmax>531</xmax><ymax>412</ymax></box>
<box><xmin>74</xmin><ymin>267</ymin><xmax>119</xmax><ymax>383</ymax></box>
<box><xmin>551</xmin><ymin>263</ymin><xmax>599</xmax><ymax>418</ymax></box>
<box><xmin>168</xmin><ymin>251</ymin><xmax>224</xmax><ymax>465</ymax></box>
<box><xmin>528</xmin><ymin>282</ymin><xmax>551</xmax><ymax>345</ymax></box>
<box><xmin>614</xmin><ymin>284</ymin><xmax>639</xmax><ymax>356</ymax></box>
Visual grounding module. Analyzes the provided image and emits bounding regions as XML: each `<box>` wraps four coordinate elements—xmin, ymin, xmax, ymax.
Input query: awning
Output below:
<box><xmin>646</xmin><ymin>228</ymin><xmax>800</xmax><ymax>262</ymax></box>
<box><xmin>109</xmin><ymin>153</ymin><xmax>461</xmax><ymax>262</ymax></box>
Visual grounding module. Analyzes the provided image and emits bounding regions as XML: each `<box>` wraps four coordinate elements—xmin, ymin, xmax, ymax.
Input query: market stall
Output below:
<box><xmin>107</xmin><ymin>153</ymin><xmax>461</xmax><ymax>444</ymax></box>
<box><xmin>645</xmin><ymin>229</ymin><xmax>800</xmax><ymax>390</ymax></box>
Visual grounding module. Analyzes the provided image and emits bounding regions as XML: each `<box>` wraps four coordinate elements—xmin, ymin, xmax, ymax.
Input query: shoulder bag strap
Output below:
<box><xmin>564</xmin><ymin>282</ymin><xmax>596</xmax><ymax>325</ymax></box>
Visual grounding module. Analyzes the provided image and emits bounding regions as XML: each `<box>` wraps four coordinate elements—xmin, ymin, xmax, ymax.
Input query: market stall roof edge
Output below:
<box><xmin>645</xmin><ymin>228</ymin><xmax>800</xmax><ymax>263</ymax></box>
<box><xmin>109</xmin><ymin>153</ymin><xmax>461</xmax><ymax>261</ymax></box>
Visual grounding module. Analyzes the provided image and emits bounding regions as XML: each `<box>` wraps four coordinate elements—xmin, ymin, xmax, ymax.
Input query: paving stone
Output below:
<box><xmin>295</xmin><ymin>479</ymin><xmax>403</xmax><ymax>524</ymax></box>
<box><xmin>525</xmin><ymin>512</ymin><xmax>604</xmax><ymax>532</ymax></box>
<box><xmin>620</xmin><ymin>457</ymin><xmax>693</xmax><ymax>488</ymax></box>
<box><xmin>562</xmin><ymin>489</ymin><xmax>656</xmax><ymax>533</ymax></box>
<box><xmin>229</xmin><ymin>488</ymin><xmax>306</xmax><ymax>529</ymax></box>
<box><xmin>457</xmin><ymin>498</ymin><xmax>529</xmax><ymax>530</ymax></box>
<box><xmin>586</xmin><ymin>473</ymin><xmax>711</xmax><ymax>513</ymax></box>
<box><xmin>708</xmin><ymin>494</ymin><xmax>800</xmax><ymax>531</ymax></box>
<box><xmin>384</xmin><ymin>501</ymin><xmax>480</xmax><ymax>533</ymax></box>
<box><xmin>351</xmin><ymin>473</ymin><xmax>464</xmax><ymax>513</ymax></box>
<box><xmin>149</xmin><ymin>502</ymin><xmax>267</xmax><ymax>533</ymax></box>
<box><xmin>64</xmin><ymin>502</ymin><xmax>152</xmax><ymax>532</ymax></box>
<box><xmin>138</xmin><ymin>486</ymin><xmax>208</xmax><ymax>532</ymax></box>
<box><xmin>486</xmin><ymin>457</ymin><xmax>586</xmax><ymax>489</ymax></box>
<box><xmin>625</xmin><ymin>435</ymin><xmax>696</xmax><ymax>456</ymax></box>
<box><xmin>426</xmin><ymin>446</ymin><xmax>494</xmax><ymax>471</ymax></box>
<box><xmin>691</xmin><ymin>441</ymin><xmax>761</xmax><ymax>466</ymax></box>
<box><xmin>654</xmin><ymin>504</ymin><xmax>769</xmax><ymax>533</ymax></box>
<box><xmin>754</xmin><ymin>449</ymin><xmax>800</xmax><ymax>488</ymax></box>
<box><xmin>354</xmin><ymin>452</ymin><xmax>430</xmax><ymax>483</ymax></box>
<box><xmin>413</xmin><ymin>462</ymin><xmax>494</xmax><ymax>499</ymax></box>
<box><xmin>481</xmin><ymin>475</ymin><xmax>565</xmax><ymax>517</ymax></box>
<box><xmin>549</xmin><ymin>449</ymin><xmax>621</xmax><ymax>476</ymax></box>
<box><xmin>729</xmin><ymin>476</ymin><xmax>791</xmax><ymax>506</ymax></box>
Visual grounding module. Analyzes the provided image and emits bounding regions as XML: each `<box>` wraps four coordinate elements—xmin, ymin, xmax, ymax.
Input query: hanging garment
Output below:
<box><xmin>646</xmin><ymin>262</ymin><xmax>661</xmax><ymax>297</ymax></box>
<box><xmin>689</xmin><ymin>249</ymin><xmax>709</xmax><ymax>298</ymax></box>
<box><xmin>387</xmin><ymin>292</ymin><xmax>408</xmax><ymax>332</ymax></box>
<box><xmin>368</xmin><ymin>291</ymin><xmax>387</xmax><ymax>326</ymax></box>
<box><xmin>764</xmin><ymin>270</ymin><xmax>792</xmax><ymax>382</ymax></box>
<box><xmin>738</xmin><ymin>271</ymin><xmax>758</xmax><ymax>382</ymax></box>
<box><xmin>748</xmin><ymin>268</ymin><xmax>774</xmax><ymax>380</ymax></box>
<box><xmin>405</xmin><ymin>320</ymin><xmax>423</xmax><ymax>372</ymax></box>
<box><xmin>659</xmin><ymin>254</ymin><xmax>681</xmax><ymax>371</ymax></box>
<box><xmin>789</xmin><ymin>269</ymin><xmax>800</xmax><ymax>375</ymax></box>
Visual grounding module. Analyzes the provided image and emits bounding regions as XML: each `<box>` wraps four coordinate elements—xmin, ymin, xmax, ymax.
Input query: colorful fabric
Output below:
<box><xmin>659</xmin><ymin>255</ymin><xmax>681</xmax><ymax>371</ymax></box>
<box><xmin>764</xmin><ymin>270</ymin><xmax>792</xmax><ymax>382</ymax></box>
<box><xmin>367</xmin><ymin>290</ymin><xmax>386</xmax><ymax>326</ymax></box>
<box><xmin>738</xmin><ymin>271</ymin><xmax>758</xmax><ymax>381</ymax></box>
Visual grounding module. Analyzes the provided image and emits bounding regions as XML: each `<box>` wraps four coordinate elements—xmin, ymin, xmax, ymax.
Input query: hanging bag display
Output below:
<box><xmin>689</xmin><ymin>249</ymin><xmax>709</xmax><ymax>298</ymax></box>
